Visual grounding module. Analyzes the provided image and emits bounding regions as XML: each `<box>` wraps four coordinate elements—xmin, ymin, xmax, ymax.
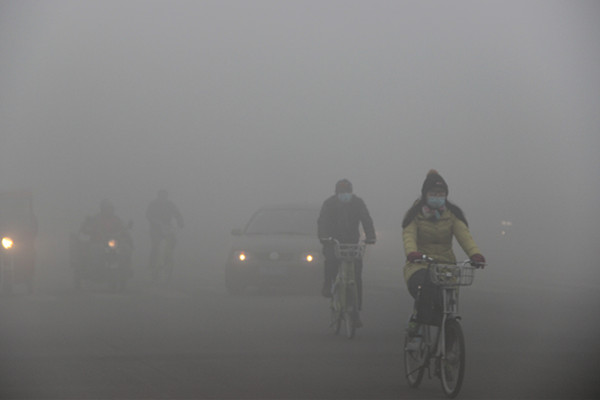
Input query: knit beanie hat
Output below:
<box><xmin>421</xmin><ymin>169</ymin><xmax>448</xmax><ymax>198</ymax></box>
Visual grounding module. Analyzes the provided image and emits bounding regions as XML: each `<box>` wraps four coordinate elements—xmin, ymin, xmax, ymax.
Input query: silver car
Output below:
<box><xmin>225</xmin><ymin>204</ymin><xmax>322</xmax><ymax>294</ymax></box>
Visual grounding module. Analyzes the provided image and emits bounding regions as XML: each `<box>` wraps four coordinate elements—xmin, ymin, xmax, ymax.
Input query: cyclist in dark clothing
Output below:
<box><xmin>146</xmin><ymin>190</ymin><xmax>184</xmax><ymax>275</ymax></box>
<box><xmin>317</xmin><ymin>179</ymin><xmax>376</xmax><ymax>309</ymax></box>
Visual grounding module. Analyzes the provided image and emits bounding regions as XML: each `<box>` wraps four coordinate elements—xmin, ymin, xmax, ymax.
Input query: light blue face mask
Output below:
<box><xmin>337</xmin><ymin>193</ymin><xmax>353</xmax><ymax>203</ymax></box>
<box><xmin>426</xmin><ymin>196</ymin><xmax>446</xmax><ymax>209</ymax></box>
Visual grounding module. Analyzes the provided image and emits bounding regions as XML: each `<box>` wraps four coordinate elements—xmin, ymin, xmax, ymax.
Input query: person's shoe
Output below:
<box><xmin>321</xmin><ymin>281</ymin><xmax>332</xmax><ymax>298</ymax></box>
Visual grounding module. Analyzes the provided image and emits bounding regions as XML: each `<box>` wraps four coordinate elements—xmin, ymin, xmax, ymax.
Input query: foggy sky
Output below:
<box><xmin>0</xmin><ymin>1</ymin><xmax>599</xmax><ymax>279</ymax></box>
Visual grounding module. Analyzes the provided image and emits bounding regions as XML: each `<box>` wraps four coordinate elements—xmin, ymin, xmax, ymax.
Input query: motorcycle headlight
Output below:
<box><xmin>302</xmin><ymin>253</ymin><xmax>316</xmax><ymax>263</ymax></box>
<box><xmin>108</xmin><ymin>239</ymin><xmax>117</xmax><ymax>248</ymax></box>
<box><xmin>2</xmin><ymin>237</ymin><xmax>13</xmax><ymax>250</ymax></box>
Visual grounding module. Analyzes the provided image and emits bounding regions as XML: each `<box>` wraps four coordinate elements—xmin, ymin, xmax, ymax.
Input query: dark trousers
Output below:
<box><xmin>407</xmin><ymin>268</ymin><xmax>443</xmax><ymax>326</ymax></box>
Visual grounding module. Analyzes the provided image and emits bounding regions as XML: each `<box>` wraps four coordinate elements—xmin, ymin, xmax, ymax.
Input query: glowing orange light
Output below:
<box><xmin>238</xmin><ymin>253</ymin><xmax>246</xmax><ymax>261</ymax></box>
<box><xmin>2</xmin><ymin>237</ymin><xmax>13</xmax><ymax>250</ymax></box>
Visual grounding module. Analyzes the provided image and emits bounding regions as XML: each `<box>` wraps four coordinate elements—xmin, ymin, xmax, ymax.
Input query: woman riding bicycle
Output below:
<box><xmin>402</xmin><ymin>170</ymin><xmax>485</xmax><ymax>332</ymax></box>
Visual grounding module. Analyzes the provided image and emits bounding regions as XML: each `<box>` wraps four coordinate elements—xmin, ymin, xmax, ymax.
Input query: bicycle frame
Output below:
<box><xmin>328</xmin><ymin>241</ymin><xmax>365</xmax><ymax>339</ymax></box>
<box><xmin>404</xmin><ymin>260</ymin><xmax>477</xmax><ymax>397</ymax></box>
<box><xmin>425</xmin><ymin>284</ymin><xmax>460</xmax><ymax>371</ymax></box>
<box><xmin>331</xmin><ymin>258</ymin><xmax>357</xmax><ymax>316</ymax></box>
<box><xmin>405</xmin><ymin>300</ymin><xmax>453</xmax><ymax>379</ymax></box>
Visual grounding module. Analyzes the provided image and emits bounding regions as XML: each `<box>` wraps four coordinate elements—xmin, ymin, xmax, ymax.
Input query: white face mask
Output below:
<box><xmin>337</xmin><ymin>193</ymin><xmax>353</xmax><ymax>203</ymax></box>
<box><xmin>426</xmin><ymin>196</ymin><xmax>446</xmax><ymax>209</ymax></box>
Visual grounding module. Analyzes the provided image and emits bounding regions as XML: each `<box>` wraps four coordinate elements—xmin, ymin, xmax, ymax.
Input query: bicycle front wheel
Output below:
<box><xmin>344</xmin><ymin>286</ymin><xmax>357</xmax><ymax>339</ymax></box>
<box><xmin>404</xmin><ymin>333</ymin><xmax>426</xmax><ymax>388</ymax></box>
<box><xmin>440</xmin><ymin>319</ymin><xmax>465</xmax><ymax>398</ymax></box>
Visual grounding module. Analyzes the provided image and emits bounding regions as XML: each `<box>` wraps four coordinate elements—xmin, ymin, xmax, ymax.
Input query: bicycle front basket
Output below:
<box><xmin>333</xmin><ymin>243</ymin><xmax>365</xmax><ymax>260</ymax></box>
<box><xmin>429</xmin><ymin>264</ymin><xmax>475</xmax><ymax>286</ymax></box>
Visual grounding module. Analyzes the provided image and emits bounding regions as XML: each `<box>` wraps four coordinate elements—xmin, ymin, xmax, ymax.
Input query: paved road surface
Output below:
<box><xmin>0</xmin><ymin>258</ymin><xmax>598</xmax><ymax>399</ymax></box>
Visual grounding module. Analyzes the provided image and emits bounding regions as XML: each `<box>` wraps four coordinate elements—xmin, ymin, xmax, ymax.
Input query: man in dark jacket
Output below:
<box><xmin>317</xmin><ymin>179</ymin><xmax>376</xmax><ymax>309</ymax></box>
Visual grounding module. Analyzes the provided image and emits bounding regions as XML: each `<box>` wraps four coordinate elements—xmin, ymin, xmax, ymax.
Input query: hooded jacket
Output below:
<box><xmin>402</xmin><ymin>207</ymin><xmax>480</xmax><ymax>282</ymax></box>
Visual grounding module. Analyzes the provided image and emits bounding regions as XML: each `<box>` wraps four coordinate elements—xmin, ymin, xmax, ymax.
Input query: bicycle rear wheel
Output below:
<box><xmin>404</xmin><ymin>332</ymin><xmax>426</xmax><ymax>387</ymax></box>
<box><xmin>440</xmin><ymin>319</ymin><xmax>465</xmax><ymax>398</ymax></box>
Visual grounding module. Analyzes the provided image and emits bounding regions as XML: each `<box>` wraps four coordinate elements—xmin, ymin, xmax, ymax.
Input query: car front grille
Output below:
<box><xmin>255</xmin><ymin>252</ymin><xmax>294</xmax><ymax>262</ymax></box>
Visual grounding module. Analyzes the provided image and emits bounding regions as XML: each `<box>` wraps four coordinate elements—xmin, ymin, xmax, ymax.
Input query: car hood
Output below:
<box><xmin>231</xmin><ymin>234</ymin><xmax>321</xmax><ymax>253</ymax></box>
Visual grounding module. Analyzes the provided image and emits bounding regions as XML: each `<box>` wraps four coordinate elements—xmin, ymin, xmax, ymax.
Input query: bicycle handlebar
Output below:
<box><xmin>319</xmin><ymin>238</ymin><xmax>370</xmax><ymax>260</ymax></box>
<box><xmin>415</xmin><ymin>258</ymin><xmax>480</xmax><ymax>286</ymax></box>
<box><xmin>319</xmin><ymin>237</ymin><xmax>374</xmax><ymax>245</ymax></box>
<box><xmin>414</xmin><ymin>256</ymin><xmax>486</xmax><ymax>269</ymax></box>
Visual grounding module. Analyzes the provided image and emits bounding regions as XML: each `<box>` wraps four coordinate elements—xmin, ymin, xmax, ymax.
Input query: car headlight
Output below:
<box><xmin>234</xmin><ymin>251</ymin><xmax>248</xmax><ymax>262</ymax></box>
<box><xmin>2</xmin><ymin>237</ymin><xmax>14</xmax><ymax>250</ymax></box>
<box><xmin>108</xmin><ymin>239</ymin><xmax>117</xmax><ymax>248</ymax></box>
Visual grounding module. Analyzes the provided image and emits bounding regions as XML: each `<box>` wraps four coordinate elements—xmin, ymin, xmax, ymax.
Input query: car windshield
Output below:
<box><xmin>245</xmin><ymin>208</ymin><xmax>317</xmax><ymax>236</ymax></box>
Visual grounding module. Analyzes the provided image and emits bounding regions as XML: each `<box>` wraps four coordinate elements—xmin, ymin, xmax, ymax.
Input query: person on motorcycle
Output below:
<box><xmin>317</xmin><ymin>179</ymin><xmax>376</xmax><ymax>312</ymax></box>
<box><xmin>402</xmin><ymin>170</ymin><xmax>485</xmax><ymax>334</ymax></box>
<box><xmin>0</xmin><ymin>190</ymin><xmax>38</xmax><ymax>294</ymax></box>
<box><xmin>80</xmin><ymin>199</ymin><xmax>128</xmax><ymax>242</ymax></box>
<box><xmin>78</xmin><ymin>199</ymin><xmax>133</xmax><ymax>276</ymax></box>
<box><xmin>146</xmin><ymin>190</ymin><xmax>184</xmax><ymax>275</ymax></box>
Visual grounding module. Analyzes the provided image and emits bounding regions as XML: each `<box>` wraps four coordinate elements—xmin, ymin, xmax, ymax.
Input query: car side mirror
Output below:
<box><xmin>231</xmin><ymin>229</ymin><xmax>243</xmax><ymax>236</ymax></box>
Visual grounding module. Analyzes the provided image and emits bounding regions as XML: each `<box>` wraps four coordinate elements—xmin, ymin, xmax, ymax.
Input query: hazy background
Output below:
<box><xmin>0</xmin><ymin>0</ymin><xmax>598</xmax><ymax>286</ymax></box>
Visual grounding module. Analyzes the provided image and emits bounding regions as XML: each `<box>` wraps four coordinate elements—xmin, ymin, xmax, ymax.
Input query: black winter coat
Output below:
<box><xmin>317</xmin><ymin>195</ymin><xmax>376</xmax><ymax>244</ymax></box>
